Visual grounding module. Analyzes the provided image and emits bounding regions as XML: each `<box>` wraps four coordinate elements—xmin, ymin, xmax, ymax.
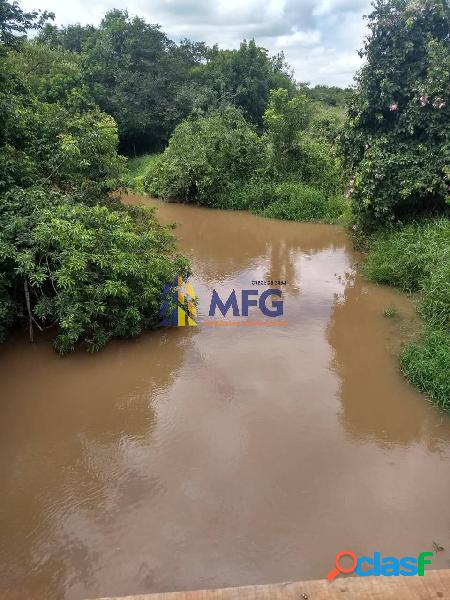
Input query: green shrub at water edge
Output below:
<box><xmin>225</xmin><ymin>179</ymin><xmax>350</xmax><ymax>223</ymax></box>
<box><xmin>0</xmin><ymin>188</ymin><xmax>189</xmax><ymax>354</ymax></box>
<box><xmin>364</xmin><ymin>219</ymin><xmax>450</xmax><ymax>293</ymax></box>
<box><xmin>420</xmin><ymin>260</ymin><xmax>450</xmax><ymax>330</ymax></box>
<box><xmin>341</xmin><ymin>0</ymin><xmax>450</xmax><ymax>232</ymax></box>
<box><xmin>145</xmin><ymin>107</ymin><xmax>265</xmax><ymax>205</ymax></box>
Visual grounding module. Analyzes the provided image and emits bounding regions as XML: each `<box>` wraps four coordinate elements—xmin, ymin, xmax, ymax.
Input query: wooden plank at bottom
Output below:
<box><xmin>90</xmin><ymin>569</ymin><xmax>450</xmax><ymax>600</ymax></box>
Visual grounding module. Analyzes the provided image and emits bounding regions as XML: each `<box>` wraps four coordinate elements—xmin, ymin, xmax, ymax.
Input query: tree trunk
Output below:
<box><xmin>24</xmin><ymin>279</ymin><xmax>34</xmax><ymax>343</ymax></box>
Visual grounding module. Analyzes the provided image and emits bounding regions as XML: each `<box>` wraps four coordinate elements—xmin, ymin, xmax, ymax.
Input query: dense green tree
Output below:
<box><xmin>0</xmin><ymin>188</ymin><xmax>188</xmax><ymax>352</ymax></box>
<box><xmin>0</xmin><ymin>2</ymin><xmax>189</xmax><ymax>352</ymax></box>
<box><xmin>46</xmin><ymin>10</ymin><xmax>208</xmax><ymax>154</ymax></box>
<box><xmin>264</xmin><ymin>88</ymin><xmax>344</xmax><ymax>195</ymax></box>
<box><xmin>1</xmin><ymin>43</ymin><xmax>124</xmax><ymax>200</ymax></box>
<box><xmin>299</xmin><ymin>84</ymin><xmax>351</xmax><ymax>108</ymax></box>
<box><xmin>341</xmin><ymin>0</ymin><xmax>450</xmax><ymax>230</ymax></box>
<box><xmin>194</xmin><ymin>40</ymin><xmax>295</xmax><ymax>127</ymax></box>
<box><xmin>35</xmin><ymin>15</ymin><xmax>297</xmax><ymax>153</ymax></box>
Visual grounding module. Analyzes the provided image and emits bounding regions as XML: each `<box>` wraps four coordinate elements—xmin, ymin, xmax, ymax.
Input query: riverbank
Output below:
<box><xmin>363</xmin><ymin>219</ymin><xmax>450</xmax><ymax>411</ymax></box>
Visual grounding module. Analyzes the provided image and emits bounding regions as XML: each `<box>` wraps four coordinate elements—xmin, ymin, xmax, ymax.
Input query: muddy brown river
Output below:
<box><xmin>1</xmin><ymin>196</ymin><xmax>449</xmax><ymax>600</ymax></box>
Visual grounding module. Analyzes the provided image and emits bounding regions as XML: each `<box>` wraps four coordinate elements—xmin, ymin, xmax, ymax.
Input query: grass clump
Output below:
<box><xmin>259</xmin><ymin>182</ymin><xmax>349</xmax><ymax>223</ymax></box>
<box><xmin>383</xmin><ymin>305</ymin><xmax>399</xmax><ymax>318</ymax></box>
<box><xmin>363</xmin><ymin>219</ymin><xmax>450</xmax><ymax>293</ymax></box>
<box><xmin>401</xmin><ymin>328</ymin><xmax>450</xmax><ymax>411</ymax></box>
<box><xmin>223</xmin><ymin>179</ymin><xmax>350</xmax><ymax>224</ymax></box>
<box><xmin>365</xmin><ymin>218</ymin><xmax>450</xmax><ymax>409</ymax></box>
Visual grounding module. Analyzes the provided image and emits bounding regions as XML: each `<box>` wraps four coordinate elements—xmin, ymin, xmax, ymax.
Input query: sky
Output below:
<box><xmin>21</xmin><ymin>0</ymin><xmax>372</xmax><ymax>87</ymax></box>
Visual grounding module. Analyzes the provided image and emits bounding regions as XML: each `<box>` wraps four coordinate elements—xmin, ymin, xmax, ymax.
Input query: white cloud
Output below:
<box><xmin>21</xmin><ymin>0</ymin><xmax>371</xmax><ymax>86</ymax></box>
<box><xmin>275</xmin><ymin>29</ymin><xmax>322</xmax><ymax>48</ymax></box>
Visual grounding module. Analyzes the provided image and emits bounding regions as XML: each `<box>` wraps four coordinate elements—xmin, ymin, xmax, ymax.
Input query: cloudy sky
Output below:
<box><xmin>21</xmin><ymin>0</ymin><xmax>372</xmax><ymax>86</ymax></box>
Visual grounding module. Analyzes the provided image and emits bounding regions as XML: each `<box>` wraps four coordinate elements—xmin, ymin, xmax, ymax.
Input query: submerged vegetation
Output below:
<box><xmin>0</xmin><ymin>0</ymin><xmax>449</xmax><ymax>408</ymax></box>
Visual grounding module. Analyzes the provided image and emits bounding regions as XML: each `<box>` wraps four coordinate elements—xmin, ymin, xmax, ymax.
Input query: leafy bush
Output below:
<box><xmin>350</xmin><ymin>140</ymin><xmax>448</xmax><ymax>229</ymax></box>
<box><xmin>146</xmin><ymin>106</ymin><xmax>265</xmax><ymax>205</ymax></box>
<box><xmin>401</xmin><ymin>327</ymin><xmax>450</xmax><ymax>411</ymax></box>
<box><xmin>149</xmin><ymin>90</ymin><xmax>346</xmax><ymax>219</ymax></box>
<box><xmin>0</xmin><ymin>22</ymin><xmax>189</xmax><ymax>353</ymax></box>
<box><xmin>0</xmin><ymin>188</ymin><xmax>188</xmax><ymax>353</ymax></box>
<box><xmin>1</xmin><ymin>46</ymin><xmax>125</xmax><ymax>200</ymax></box>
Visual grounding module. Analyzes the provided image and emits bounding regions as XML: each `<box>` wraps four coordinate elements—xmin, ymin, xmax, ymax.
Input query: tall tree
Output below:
<box><xmin>341</xmin><ymin>0</ymin><xmax>450</xmax><ymax>230</ymax></box>
<box><xmin>0</xmin><ymin>0</ymin><xmax>53</xmax><ymax>50</ymax></box>
<box><xmin>194</xmin><ymin>40</ymin><xmax>295</xmax><ymax>127</ymax></box>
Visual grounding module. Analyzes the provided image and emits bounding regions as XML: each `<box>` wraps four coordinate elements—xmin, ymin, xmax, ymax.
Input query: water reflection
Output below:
<box><xmin>327</xmin><ymin>271</ymin><xmax>450</xmax><ymax>450</ymax></box>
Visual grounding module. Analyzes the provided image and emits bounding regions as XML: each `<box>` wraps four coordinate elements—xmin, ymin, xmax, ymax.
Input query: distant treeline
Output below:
<box><xmin>36</xmin><ymin>12</ymin><xmax>349</xmax><ymax>154</ymax></box>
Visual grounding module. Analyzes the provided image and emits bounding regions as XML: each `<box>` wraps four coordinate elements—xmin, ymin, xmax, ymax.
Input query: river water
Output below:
<box><xmin>0</xmin><ymin>196</ymin><xmax>449</xmax><ymax>600</ymax></box>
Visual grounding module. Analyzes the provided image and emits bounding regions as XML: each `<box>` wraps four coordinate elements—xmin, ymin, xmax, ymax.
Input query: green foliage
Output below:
<box><xmin>0</xmin><ymin>0</ymin><xmax>53</xmax><ymax>50</ymax></box>
<box><xmin>365</xmin><ymin>218</ymin><xmax>450</xmax><ymax>408</ymax></box>
<box><xmin>5</xmin><ymin>41</ymin><xmax>88</xmax><ymax>105</ymax></box>
<box><xmin>0</xmin><ymin>7</ymin><xmax>189</xmax><ymax>353</ymax></box>
<box><xmin>147</xmin><ymin>107</ymin><xmax>265</xmax><ymax>205</ymax></box>
<box><xmin>0</xmin><ymin>271</ymin><xmax>14</xmax><ymax>342</ymax></box>
<box><xmin>401</xmin><ymin>327</ymin><xmax>450</xmax><ymax>411</ymax></box>
<box><xmin>40</xmin><ymin>10</ymin><xmax>208</xmax><ymax>154</ymax></box>
<box><xmin>149</xmin><ymin>88</ymin><xmax>347</xmax><ymax>222</ymax></box>
<box><xmin>229</xmin><ymin>180</ymin><xmax>349</xmax><ymax>223</ymax></box>
<box><xmin>264</xmin><ymin>89</ymin><xmax>344</xmax><ymax>195</ymax></box>
<box><xmin>261</xmin><ymin>184</ymin><xmax>349</xmax><ymax>223</ymax></box>
<box><xmin>0</xmin><ymin>188</ymin><xmax>188</xmax><ymax>353</ymax></box>
<box><xmin>301</xmin><ymin>84</ymin><xmax>351</xmax><ymax>108</ymax></box>
<box><xmin>194</xmin><ymin>40</ymin><xmax>295</xmax><ymax>127</ymax></box>
<box><xmin>1</xmin><ymin>42</ymin><xmax>125</xmax><ymax>199</ymax></box>
<box><xmin>125</xmin><ymin>153</ymin><xmax>162</xmax><ymax>194</ymax></box>
<box><xmin>420</xmin><ymin>259</ymin><xmax>450</xmax><ymax>329</ymax></box>
<box><xmin>364</xmin><ymin>219</ymin><xmax>450</xmax><ymax>292</ymax></box>
<box><xmin>341</xmin><ymin>0</ymin><xmax>450</xmax><ymax>231</ymax></box>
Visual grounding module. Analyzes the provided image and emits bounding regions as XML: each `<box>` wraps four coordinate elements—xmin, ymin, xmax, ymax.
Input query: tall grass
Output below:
<box><xmin>364</xmin><ymin>219</ymin><xmax>450</xmax><ymax>410</ymax></box>
<box><xmin>224</xmin><ymin>179</ymin><xmax>351</xmax><ymax>224</ymax></box>
<box><xmin>125</xmin><ymin>153</ymin><xmax>161</xmax><ymax>194</ymax></box>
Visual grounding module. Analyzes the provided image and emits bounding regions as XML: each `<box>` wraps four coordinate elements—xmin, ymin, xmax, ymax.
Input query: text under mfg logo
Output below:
<box><xmin>159</xmin><ymin>275</ymin><xmax>197</xmax><ymax>327</ymax></box>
